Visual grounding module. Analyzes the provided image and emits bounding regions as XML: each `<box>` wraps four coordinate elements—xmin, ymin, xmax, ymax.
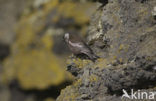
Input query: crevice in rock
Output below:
<box><xmin>0</xmin><ymin>43</ymin><xmax>10</xmax><ymax>61</ymax></box>
<box><xmin>92</xmin><ymin>0</ymin><xmax>108</xmax><ymax>6</ymax></box>
<box><xmin>135</xmin><ymin>0</ymin><xmax>148</xmax><ymax>3</ymax></box>
<box><xmin>154</xmin><ymin>15</ymin><xmax>156</xmax><ymax>21</ymax></box>
<box><xmin>101</xmin><ymin>65</ymin><xmax>156</xmax><ymax>95</ymax></box>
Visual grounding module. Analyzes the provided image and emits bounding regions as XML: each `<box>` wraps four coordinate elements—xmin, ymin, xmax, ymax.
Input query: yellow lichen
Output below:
<box><xmin>41</xmin><ymin>33</ymin><xmax>53</xmax><ymax>50</ymax></box>
<box><xmin>119</xmin><ymin>58</ymin><xmax>123</xmax><ymax>63</ymax></box>
<box><xmin>119</xmin><ymin>44</ymin><xmax>124</xmax><ymax>51</ymax></box>
<box><xmin>94</xmin><ymin>58</ymin><xmax>109</xmax><ymax>68</ymax></box>
<box><xmin>2</xmin><ymin>13</ymin><xmax>67</xmax><ymax>89</ymax></box>
<box><xmin>89</xmin><ymin>74</ymin><xmax>98</xmax><ymax>82</ymax></box>
<box><xmin>57</xmin><ymin>85</ymin><xmax>79</xmax><ymax>101</ymax></box>
<box><xmin>70</xmin><ymin>58</ymin><xmax>92</xmax><ymax>68</ymax></box>
<box><xmin>3</xmin><ymin>49</ymin><xmax>65</xmax><ymax>89</ymax></box>
<box><xmin>73</xmin><ymin>78</ymin><xmax>82</xmax><ymax>86</ymax></box>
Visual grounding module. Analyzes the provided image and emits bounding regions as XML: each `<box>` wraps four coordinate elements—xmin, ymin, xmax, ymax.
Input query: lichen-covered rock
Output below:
<box><xmin>2</xmin><ymin>0</ymin><xmax>97</xmax><ymax>90</ymax></box>
<box><xmin>57</xmin><ymin>0</ymin><xmax>156</xmax><ymax>100</ymax></box>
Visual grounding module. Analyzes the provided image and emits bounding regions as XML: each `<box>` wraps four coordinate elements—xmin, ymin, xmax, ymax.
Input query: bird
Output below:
<box><xmin>63</xmin><ymin>33</ymin><xmax>99</xmax><ymax>62</ymax></box>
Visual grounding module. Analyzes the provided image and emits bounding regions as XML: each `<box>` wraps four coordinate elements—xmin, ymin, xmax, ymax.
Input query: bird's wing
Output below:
<box><xmin>68</xmin><ymin>41</ymin><xmax>84</xmax><ymax>49</ymax></box>
<box><xmin>69</xmin><ymin>34</ymin><xmax>93</xmax><ymax>54</ymax></box>
<box><xmin>73</xmin><ymin>41</ymin><xmax>93</xmax><ymax>54</ymax></box>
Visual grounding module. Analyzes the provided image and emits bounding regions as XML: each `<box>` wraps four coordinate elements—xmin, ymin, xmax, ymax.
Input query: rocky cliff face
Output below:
<box><xmin>57</xmin><ymin>0</ymin><xmax>156</xmax><ymax>100</ymax></box>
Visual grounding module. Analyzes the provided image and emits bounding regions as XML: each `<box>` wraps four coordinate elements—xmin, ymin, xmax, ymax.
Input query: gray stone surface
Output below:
<box><xmin>57</xmin><ymin>0</ymin><xmax>156</xmax><ymax>100</ymax></box>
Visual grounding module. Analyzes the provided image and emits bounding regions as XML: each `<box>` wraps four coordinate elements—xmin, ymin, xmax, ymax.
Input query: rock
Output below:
<box><xmin>0</xmin><ymin>85</ymin><xmax>10</xmax><ymax>101</ymax></box>
<box><xmin>0</xmin><ymin>0</ymin><xmax>32</xmax><ymax>44</ymax></box>
<box><xmin>57</xmin><ymin>0</ymin><xmax>156</xmax><ymax>100</ymax></box>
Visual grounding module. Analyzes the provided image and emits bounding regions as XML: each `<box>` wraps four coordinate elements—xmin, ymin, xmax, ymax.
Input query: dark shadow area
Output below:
<box><xmin>9</xmin><ymin>80</ymin><xmax>73</xmax><ymax>101</ymax></box>
<box><xmin>135</xmin><ymin>0</ymin><xmax>148</xmax><ymax>3</ymax></box>
<box><xmin>154</xmin><ymin>15</ymin><xmax>156</xmax><ymax>21</ymax></box>
<box><xmin>92</xmin><ymin>0</ymin><xmax>108</xmax><ymax>5</ymax></box>
<box><xmin>0</xmin><ymin>43</ymin><xmax>10</xmax><ymax>61</ymax></box>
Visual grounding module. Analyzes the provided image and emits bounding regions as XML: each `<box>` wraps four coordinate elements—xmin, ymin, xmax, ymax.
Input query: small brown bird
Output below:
<box><xmin>64</xmin><ymin>33</ymin><xmax>99</xmax><ymax>61</ymax></box>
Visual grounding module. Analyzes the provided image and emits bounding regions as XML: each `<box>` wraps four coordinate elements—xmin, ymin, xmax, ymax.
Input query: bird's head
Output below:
<box><xmin>64</xmin><ymin>33</ymin><xmax>70</xmax><ymax>43</ymax></box>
